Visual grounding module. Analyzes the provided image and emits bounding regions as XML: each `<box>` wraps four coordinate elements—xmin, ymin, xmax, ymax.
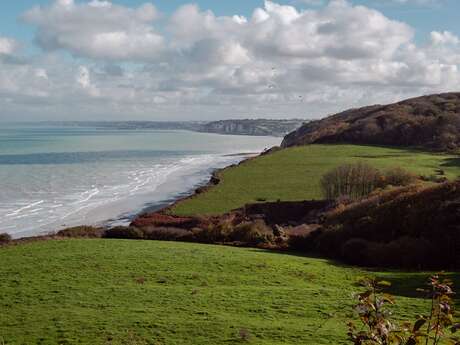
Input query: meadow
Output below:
<box><xmin>171</xmin><ymin>144</ymin><xmax>460</xmax><ymax>215</ymax></box>
<box><xmin>0</xmin><ymin>239</ymin><xmax>449</xmax><ymax>345</ymax></box>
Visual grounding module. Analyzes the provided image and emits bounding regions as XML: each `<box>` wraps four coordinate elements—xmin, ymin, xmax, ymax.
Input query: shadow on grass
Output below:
<box><xmin>246</xmin><ymin>248</ymin><xmax>460</xmax><ymax>301</ymax></box>
<box><xmin>440</xmin><ymin>157</ymin><xmax>460</xmax><ymax>168</ymax></box>
<box><xmin>353</xmin><ymin>154</ymin><xmax>407</xmax><ymax>159</ymax></box>
<box><xmin>374</xmin><ymin>272</ymin><xmax>460</xmax><ymax>301</ymax></box>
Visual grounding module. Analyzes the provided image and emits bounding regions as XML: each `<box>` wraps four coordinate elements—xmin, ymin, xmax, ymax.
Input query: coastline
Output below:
<box><xmin>128</xmin><ymin>151</ymin><xmax>264</xmax><ymax>220</ymax></box>
<box><xmin>0</xmin><ymin>150</ymin><xmax>273</xmax><ymax>247</ymax></box>
<box><xmin>1</xmin><ymin>150</ymin><xmax>267</xmax><ymax>241</ymax></box>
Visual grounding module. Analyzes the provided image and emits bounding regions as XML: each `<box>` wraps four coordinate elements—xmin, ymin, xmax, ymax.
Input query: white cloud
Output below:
<box><xmin>431</xmin><ymin>31</ymin><xmax>459</xmax><ymax>45</ymax></box>
<box><xmin>22</xmin><ymin>0</ymin><xmax>163</xmax><ymax>61</ymax></box>
<box><xmin>0</xmin><ymin>0</ymin><xmax>458</xmax><ymax>121</ymax></box>
<box><xmin>0</xmin><ymin>37</ymin><xmax>19</xmax><ymax>55</ymax></box>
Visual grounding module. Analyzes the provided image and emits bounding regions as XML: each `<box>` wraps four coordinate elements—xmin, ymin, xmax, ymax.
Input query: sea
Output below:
<box><xmin>0</xmin><ymin>124</ymin><xmax>280</xmax><ymax>239</ymax></box>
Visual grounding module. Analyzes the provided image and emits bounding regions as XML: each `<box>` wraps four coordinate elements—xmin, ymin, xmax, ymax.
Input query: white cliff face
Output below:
<box><xmin>200</xmin><ymin>119</ymin><xmax>306</xmax><ymax>137</ymax></box>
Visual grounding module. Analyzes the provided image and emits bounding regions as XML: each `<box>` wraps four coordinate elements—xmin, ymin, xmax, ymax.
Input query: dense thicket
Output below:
<box><xmin>311</xmin><ymin>182</ymin><xmax>460</xmax><ymax>268</ymax></box>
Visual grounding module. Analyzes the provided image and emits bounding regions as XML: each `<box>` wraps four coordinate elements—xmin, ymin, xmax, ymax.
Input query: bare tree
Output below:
<box><xmin>321</xmin><ymin>163</ymin><xmax>382</xmax><ymax>200</ymax></box>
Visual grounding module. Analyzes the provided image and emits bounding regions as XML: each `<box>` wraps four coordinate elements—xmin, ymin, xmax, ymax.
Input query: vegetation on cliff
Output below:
<box><xmin>282</xmin><ymin>93</ymin><xmax>460</xmax><ymax>150</ymax></box>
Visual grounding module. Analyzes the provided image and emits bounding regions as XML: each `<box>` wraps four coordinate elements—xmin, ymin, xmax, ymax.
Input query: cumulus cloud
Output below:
<box><xmin>22</xmin><ymin>0</ymin><xmax>164</xmax><ymax>61</ymax></box>
<box><xmin>0</xmin><ymin>36</ymin><xmax>19</xmax><ymax>55</ymax></box>
<box><xmin>0</xmin><ymin>0</ymin><xmax>458</xmax><ymax>121</ymax></box>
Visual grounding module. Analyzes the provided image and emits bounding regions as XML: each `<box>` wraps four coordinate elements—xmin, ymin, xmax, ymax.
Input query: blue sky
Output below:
<box><xmin>0</xmin><ymin>0</ymin><xmax>459</xmax><ymax>121</ymax></box>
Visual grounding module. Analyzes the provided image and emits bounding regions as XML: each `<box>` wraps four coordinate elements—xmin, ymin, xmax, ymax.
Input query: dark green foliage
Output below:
<box><xmin>141</xmin><ymin>227</ymin><xmax>194</xmax><ymax>241</ymax></box>
<box><xmin>313</xmin><ymin>181</ymin><xmax>460</xmax><ymax>268</ymax></box>
<box><xmin>104</xmin><ymin>226</ymin><xmax>144</xmax><ymax>239</ymax></box>
<box><xmin>341</xmin><ymin>238</ymin><xmax>372</xmax><ymax>265</ymax></box>
<box><xmin>0</xmin><ymin>233</ymin><xmax>11</xmax><ymax>244</ymax></box>
<box><xmin>57</xmin><ymin>226</ymin><xmax>104</xmax><ymax>238</ymax></box>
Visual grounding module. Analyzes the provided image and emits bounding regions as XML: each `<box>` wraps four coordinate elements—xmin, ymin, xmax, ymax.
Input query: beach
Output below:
<box><xmin>0</xmin><ymin>124</ymin><xmax>280</xmax><ymax>238</ymax></box>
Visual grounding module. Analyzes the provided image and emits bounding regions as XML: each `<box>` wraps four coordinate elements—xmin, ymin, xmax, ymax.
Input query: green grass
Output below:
<box><xmin>1</xmin><ymin>239</ymin><xmax>454</xmax><ymax>345</ymax></box>
<box><xmin>171</xmin><ymin>144</ymin><xmax>460</xmax><ymax>215</ymax></box>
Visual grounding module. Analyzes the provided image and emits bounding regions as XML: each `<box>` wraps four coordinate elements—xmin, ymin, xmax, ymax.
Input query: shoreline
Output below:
<box><xmin>129</xmin><ymin>151</ymin><xmax>264</xmax><ymax>220</ymax></box>
<box><xmin>2</xmin><ymin>150</ymin><xmax>269</xmax><ymax>241</ymax></box>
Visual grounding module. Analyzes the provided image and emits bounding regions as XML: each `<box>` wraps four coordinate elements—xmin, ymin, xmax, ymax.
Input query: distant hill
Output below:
<box><xmin>282</xmin><ymin>92</ymin><xmax>460</xmax><ymax>150</ymax></box>
<box><xmin>198</xmin><ymin>119</ymin><xmax>306</xmax><ymax>137</ymax></box>
<box><xmin>52</xmin><ymin>119</ymin><xmax>306</xmax><ymax>137</ymax></box>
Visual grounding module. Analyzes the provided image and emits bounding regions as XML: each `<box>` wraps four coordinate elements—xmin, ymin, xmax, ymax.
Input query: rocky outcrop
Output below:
<box><xmin>282</xmin><ymin>92</ymin><xmax>460</xmax><ymax>150</ymax></box>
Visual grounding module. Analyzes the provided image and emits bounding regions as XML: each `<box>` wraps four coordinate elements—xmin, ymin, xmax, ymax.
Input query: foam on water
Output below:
<box><xmin>0</xmin><ymin>126</ymin><xmax>280</xmax><ymax>238</ymax></box>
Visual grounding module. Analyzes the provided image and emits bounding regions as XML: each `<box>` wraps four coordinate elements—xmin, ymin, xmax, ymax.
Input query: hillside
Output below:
<box><xmin>170</xmin><ymin>144</ymin><xmax>460</xmax><ymax>216</ymax></box>
<box><xmin>310</xmin><ymin>181</ymin><xmax>460</xmax><ymax>268</ymax></box>
<box><xmin>198</xmin><ymin>119</ymin><xmax>305</xmax><ymax>137</ymax></box>
<box><xmin>0</xmin><ymin>239</ymin><xmax>440</xmax><ymax>344</ymax></box>
<box><xmin>282</xmin><ymin>93</ymin><xmax>460</xmax><ymax>150</ymax></box>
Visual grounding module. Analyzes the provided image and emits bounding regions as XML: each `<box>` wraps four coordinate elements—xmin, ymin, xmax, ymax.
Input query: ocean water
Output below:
<box><xmin>0</xmin><ymin>124</ymin><xmax>280</xmax><ymax>238</ymax></box>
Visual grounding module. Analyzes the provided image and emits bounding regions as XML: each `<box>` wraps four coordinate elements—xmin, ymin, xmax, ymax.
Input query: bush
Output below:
<box><xmin>0</xmin><ymin>233</ymin><xmax>12</xmax><ymax>244</ymax></box>
<box><xmin>320</xmin><ymin>162</ymin><xmax>383</xmax><ymax>200</ymax></box>
<box><xmin>229</xmin><ymin>220</ymin><xmax>274</xmax><ymax>245</ymax></box>
<box><xmin>383</xmin><ymin>167</ymin><xmax>417</xmax><ymax>187</ymax></box>
<box><xmin>348</xmin><ymin>276</ymin><xmax>460</xmax><ymax>345</ymax></box>
<box><xmin>341</xmin><ymin>238</ymin><xmax>371</xmax><ymax>265</ymax></box>
<box><xmin>194</xmin><ymin>220</ymin><xmax>234</xmax><ymax>243</ymax></box>
<box><xmin>315</xmin><ymin>226</ymin><xmax>349</xmax><ymax>256</ymax></box>
<box><xmin>141</xmin><ymin>227</ymin><xmax>193</xmax><ymax>241</ymax></box>
<box><xmin>286</xmin><ymin>225</ymin><xmax>320</xmax><ymax>250</ymax></box>
<box><xmin>104</xmin><ymin>226</ymin><xmax>144</xmax><ymax>239</ymax></box>
<box><xmin>57</xmin><ymin>226</ymin><xmax>104</xmax><ymax>238</ymax></box>
<box><xmin>367</xmin><ymin>237</ymin><xmax>436</xmax><ymax>269</ymax></box>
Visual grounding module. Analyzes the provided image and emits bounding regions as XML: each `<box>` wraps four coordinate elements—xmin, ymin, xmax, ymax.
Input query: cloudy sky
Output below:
<box><xmin>0</xmin><ymin>0</ymin><xmax>459</xmax><ymax>121</ymax></box>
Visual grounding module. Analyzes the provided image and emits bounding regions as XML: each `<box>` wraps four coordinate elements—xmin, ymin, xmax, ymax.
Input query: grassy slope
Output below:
<box><xmin>0</xmin><ymin>239</ymin><xmax>447</xmax><ymax>345</ymax></box>
<box><xmin>171</xmin><ymin>144</ymin><xmax>460</xmax><ymax>215</ymax></box>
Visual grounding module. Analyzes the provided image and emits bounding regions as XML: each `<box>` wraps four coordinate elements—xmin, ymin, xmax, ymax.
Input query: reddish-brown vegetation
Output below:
<box><xmin>282</xmin><ymin>92</ymin><xmax>460</xmax><ymax>150</ymax></box>
<box><xmin>131</xmin><ymin>213</ymin><xmax>203</xmax><ymax>229</ymax></box>
<box><xmin>312</xmin><ymin>181</ymin><xmax>460</xmax><ymax>268</ymax></box>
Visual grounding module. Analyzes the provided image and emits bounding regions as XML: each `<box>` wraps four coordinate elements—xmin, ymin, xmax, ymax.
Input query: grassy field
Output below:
<box><xmin>0</xmin><ymin>239</ymin><xmax>453</xmax><ymax>345</ymax></box>
<box><xmin>171</xmin><ymin>144</ymin><xmax>460</xmax><ymax>215</ymax></box>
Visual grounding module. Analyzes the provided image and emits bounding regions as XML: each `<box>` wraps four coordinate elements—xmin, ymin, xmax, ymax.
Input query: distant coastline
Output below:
<box><xmin>36</xmin><ymin>119</ymin><xmax>307</xmax><ymax>138</ymax></box>
<box><xmin>0</xmin><ymin>125</ymin><xmax>280</xmax><ymax>239</ymax></box>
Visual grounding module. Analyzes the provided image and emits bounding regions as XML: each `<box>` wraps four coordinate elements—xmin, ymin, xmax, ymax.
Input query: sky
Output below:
<box><xmin>0</xmin><ymin>0</ymin><xmax>459</xmax><ymax>121</ymax></box>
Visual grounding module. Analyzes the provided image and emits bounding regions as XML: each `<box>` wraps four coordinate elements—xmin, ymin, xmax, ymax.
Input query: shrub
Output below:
<box><xmin>348</xmin><ymin>276</ymin><xmax>460</xmax><ymax>345</ymax></box>
<box><xmin>286</xmin><ymin>225</ymin><xmax>320</xmax><ymax>250</ymax></box>
<box><xmin>366</xmin><ymin>237</ymin><xmax>436</xmax><ymax>269</ymax></box>
<box><xmin>229</xmin><ymin>220</ymin><xmax>274</xmax><ymax>245</ymax></box>
<box><xmin>194</xmin><ymin>221</ymin><xmax>233</xmax><ymax>243</ymax></box>
<box><xmin>141</xmin><ymin>227</ymin><xmax>193</xmax><ymax>241</ymax></box>
<box><xmin>341</xmin><ymin>238</ymin><xmax>371</xmax><ymax>265</ymax></box>
<box><xmin>104</xmin><ymin>226</ymin><xmax>144</xmax><ymax>239</ymax></box>
<box><xmin>320</xmin><ymin>162</ymin><xmax>383</xmax><ymax>200</ymax></box>
<box><xmin>383</xmin><ymin>167</ymin><xmax>418</xmax><ymax>187</ymax></box>
<box><xmin>57</xmin><ymin>226</ymin><xmax>104</xmax><ymax>238</ymax></box>
<box><xmin>0</xmin><ymin>233</ymin><xmax>12</xmax><ymax>244</ymax></box>
<box><xmin>315</xmin><ymin>226</ymin><xmax>348</xmax><ymax>256</ymax></box>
